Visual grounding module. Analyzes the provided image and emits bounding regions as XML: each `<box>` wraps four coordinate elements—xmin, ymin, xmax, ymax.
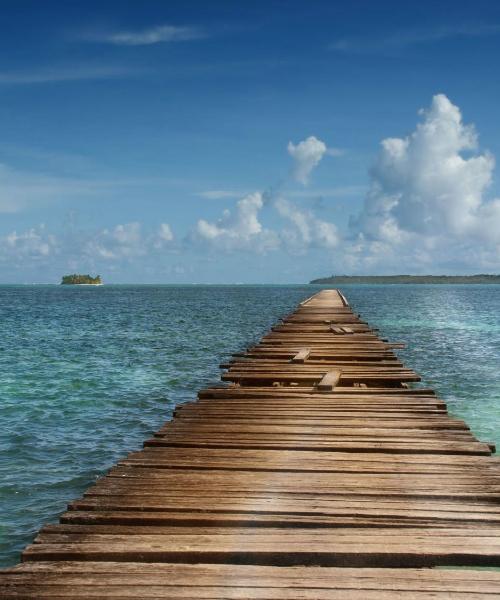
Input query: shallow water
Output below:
<box><xmin>0</xmin><ymin>284</ymin><xmax>499</xmax><ymax>566</ymax></box>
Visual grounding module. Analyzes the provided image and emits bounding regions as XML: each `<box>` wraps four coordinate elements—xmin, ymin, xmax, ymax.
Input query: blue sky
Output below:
<box><xmin>2</xmin><ymin>0</ymin><xmax>500</xmax><ymax>282</ymax></box>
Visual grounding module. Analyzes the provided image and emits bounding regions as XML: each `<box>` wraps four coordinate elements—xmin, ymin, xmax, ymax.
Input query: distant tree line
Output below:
<box><xmin>61</xmin><ymin>274</ymin><xmax>102</xmax><ymax>285</ymax></box>
<box><xmin>310</xmin><ymin>274</ymin><xmax>500</xmax><ymax>284</ymax></box>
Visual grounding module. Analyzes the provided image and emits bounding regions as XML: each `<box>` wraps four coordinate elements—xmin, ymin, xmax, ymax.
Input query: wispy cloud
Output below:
<box><xmin>326</xmin><ymin>147</ymin><xmax>345</xmax><ymax>157</ymax></box>
<box><xmin>0</xmin><ymin>64</ymin><xmax>139</xmax><ymax>85</ymax></box>
<box><xmin>83</xmin><ymin>24</ymin><xmax>204</xmax><ymax>46</ymax></box>
<box><xmin>195</xmin><ymin>190</ymin><xmax>247</xmax><ymax>200</ymax></box>
<box><xmin>0</xmin><ymin>165</ymin><xmax>97</xmax><ymax>213</ymax></box>
<box><xmin>287</xmin><ymin>185</ymin><xmax>365</xmax><ymax>199</ymax></box>
<box><xmin>196</xmin><ymin>185</ymin><xmax>362</xmax><ymax>202</ymax></box>
<box><xmin>331</xmin><ymin>23</ymin><xmax>500</xmax><ymax>53</ymax></box>
<box><xmin>0</xmin><ymin>166</ymin><xmax>179</xmax><ymax>214</ymax></box>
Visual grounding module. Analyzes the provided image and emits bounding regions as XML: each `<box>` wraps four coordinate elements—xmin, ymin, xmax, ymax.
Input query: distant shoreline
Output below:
<box><xmin>2</xmin><ymin>280</ymin><xmax>500</xmax><ymax>286</ymax></box>
<box><xmin>310</xmin><ymin>275</ymin><xmax>500</xmax><ymax>284</ymax></box>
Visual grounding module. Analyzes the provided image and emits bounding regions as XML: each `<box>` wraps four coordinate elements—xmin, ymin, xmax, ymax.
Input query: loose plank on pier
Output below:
<box><xmin>317</xmin><ymin>369</ymin><xmax>342</xmax><ymax>391</ymax></box>
<box><xmin>290</xmin><ymin>347</ymin><xmax>310</xmax><ymax>363</ymax></box>
<box><xmin>1</xmin><ymin>288</ymin><xmax>500</xmax><ymax>598</ymax></box>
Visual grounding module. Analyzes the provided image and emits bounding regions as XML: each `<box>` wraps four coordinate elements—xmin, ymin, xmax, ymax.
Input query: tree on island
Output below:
<box><xmin>61</xmin><ymin>274</ymin><xmax>102</xmax><ymax>285</ymax></box>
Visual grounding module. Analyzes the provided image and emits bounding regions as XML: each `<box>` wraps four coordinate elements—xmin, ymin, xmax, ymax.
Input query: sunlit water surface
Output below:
<box><xmin>0</xmin><ymin>284</ymin><xmax>499</xmax><ymax>566</ymax></box>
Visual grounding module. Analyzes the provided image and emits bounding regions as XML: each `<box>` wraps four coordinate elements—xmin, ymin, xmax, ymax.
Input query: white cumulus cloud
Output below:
<box><xmin>2</xmin><ymin>225</ymin><xmax>57</xmax><ymax>260</ymax></box>
<box><xmin>153</xmin><ymin>223</ymin><xmax>174</xmax><ymax>249</ymax></box>
<box><xmin>84</xmin><ymin>223</ymin><xmax>146</xmax><ymax>260</ymax></box>
<box><xmin>194</xmin><ymin>192</ymin><xmax>279</xmax><ymax>252</ymax></box>
<box><xmin>0</xmin><ymin>221</ymin><xmax>178</xmax><ymax>273</ymax></box>
<box><xmin>349</xmin><ymin>93</ymin><xmax>500</xmax><ymax>269</ymax></box>
<box><xmin>275</xmin><ymin>197</ymin><xmax>339</xmax><ymax>253</ymax></box>
<box><xmin>287</xmin><ymin>136</ymin><xmax>327</xmax><ymax>184</ymax></box>
<box><xmin>157</xmin><ymin>222</ymin><xmax>174</xmax><ymax>242</ymax></box>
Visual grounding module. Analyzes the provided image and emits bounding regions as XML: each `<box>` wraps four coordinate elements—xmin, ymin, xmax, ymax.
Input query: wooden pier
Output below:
<box><xmin>2</xmin><ymin>289</ymin><xmax>500</xmax><ymax>597</ymax></box>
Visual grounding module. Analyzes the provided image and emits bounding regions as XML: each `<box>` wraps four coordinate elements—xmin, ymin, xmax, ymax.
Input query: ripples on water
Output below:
<box><xmin>0</xmin><ymin>284</ymin><xmax>499</xmax><ymax>566</ymax></box>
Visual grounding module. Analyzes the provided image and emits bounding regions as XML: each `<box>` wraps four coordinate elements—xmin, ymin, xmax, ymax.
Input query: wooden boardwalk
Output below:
<box><xmin>2</xmin><ymin>289</ymin><xmax>500</xmax><ymax>598</ymax></box>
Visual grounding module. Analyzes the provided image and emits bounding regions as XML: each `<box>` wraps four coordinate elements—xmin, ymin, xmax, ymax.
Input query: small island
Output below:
<box><xmin>310</xmin><ymin>274</ymin><xmax>500</xmax><ymax>284</ymax></box>
<box><xmin>61</xmin><ymin>274</ymin><xmax>102</xmax><ymax>285</ymax></box>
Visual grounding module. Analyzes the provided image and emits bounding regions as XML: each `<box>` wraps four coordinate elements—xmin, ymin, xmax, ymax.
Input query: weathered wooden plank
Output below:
<box><xmin>21</xmin><ymin>536</ymin><xmax>500</xmax><ymax>567</ymax></box>
<box><xmin>144</xmin><ymin>436</ymin><xmax>493</xmax><ymax>456</ymax></box>
<box><xmin>0</xmin><ymin>584</ymin><xmax>496</xmax><ymax>599</ymax></box>
<box><xmin>88</xmin><ymin>468</ymin><xmax>500</xmax><ymax>488</ymax></box>
<box><xmin>68</xmin><ymin>495</ymin><xmax>500</xmax><ymax>516</ymax></box>
<box><xmin>58</xmin><ymin>509</ymin><xmax>500</xmax><ymax>528</ymax></box>
<box><xmin>222</xmin><ymin>372</ymin><xmax>421</xmax><ymax>384</ymax></box>
<box><xmin>3</xmin><ymin>563</ymin><xmax>500</xmax><ymax>594</ymax></box>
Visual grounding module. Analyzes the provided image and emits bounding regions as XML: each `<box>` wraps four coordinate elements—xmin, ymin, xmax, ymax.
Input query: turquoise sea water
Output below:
<box><xmin>1</xmin><ymin>284</ymin><xmax>499</xmax><ymax>567</ymax></box>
